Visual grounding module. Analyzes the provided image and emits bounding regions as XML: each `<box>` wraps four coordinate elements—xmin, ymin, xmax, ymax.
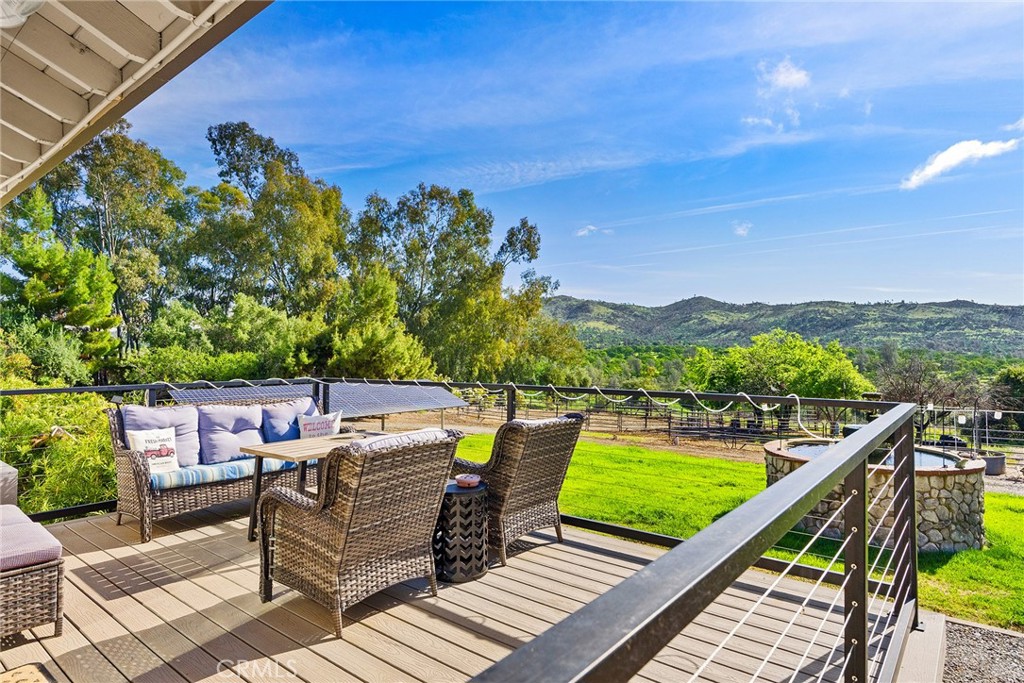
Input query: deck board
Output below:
<box><xmin>1</xmin><ymin>503</ymin><xmax>893</xmax><ymax>682</ymax></box>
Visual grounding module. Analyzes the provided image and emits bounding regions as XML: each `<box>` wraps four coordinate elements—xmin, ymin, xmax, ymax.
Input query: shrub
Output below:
<box><xmin>125</xmin><ymin>345</ymin><xmax>262</xmax><ymax>383</ymax></box>
<box><xmin>0</xmin><ymin>376</ymin><xmax>114</xmax><ymax>514</ymax></box>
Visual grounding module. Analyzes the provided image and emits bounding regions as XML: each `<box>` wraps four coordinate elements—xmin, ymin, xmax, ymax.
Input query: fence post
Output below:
<box><xmin>506</xmin><ymin>385</ymin><xmax>516</xmax><ymax>422</ymax></box>
<box><xmin>893</xmin><ymin>419</ymin><xmax>919</xmax><ymax>628</ymax></box>
<box><xmin>322</xmin><ymin>381</ymin><xmax>331</xmax><ymax>414</ymax></box>
<box><xmin>145</xmin><ymin>388</ymin><xmax>158</xmax><ymax>406</ymax></box>
<box><xmin>844</xmin><ymin>458</ymin><xmax>869</xmax><ymax>683</ymax></box>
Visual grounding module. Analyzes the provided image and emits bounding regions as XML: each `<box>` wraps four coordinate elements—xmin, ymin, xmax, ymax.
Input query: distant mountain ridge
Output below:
<box><xmin>543</xmin><ymin>295</ymin><xmax>1024</xmax><ymax>356</ymax></box>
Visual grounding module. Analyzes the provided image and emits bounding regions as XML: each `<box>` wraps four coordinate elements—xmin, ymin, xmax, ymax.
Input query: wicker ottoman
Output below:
<box><xmin>0</xmin><ymin>505</ymin><xmax>64</xmax><ymax>638</ymax></box>
<box><xmin>433</xmin><ymin>481</ymin><xmax>488</xmax><ymax>583</ymax></box>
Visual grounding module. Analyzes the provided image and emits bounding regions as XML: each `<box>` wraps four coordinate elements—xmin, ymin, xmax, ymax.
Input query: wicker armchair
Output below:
<box><xmin>107</xmin><ymin>399</ymin><xmax>322</xmax><ymax>543</ymax></box>
<box><xmin>451</xmin><ymin>413</ymin><xmax>584</xmax><ymax>565</ymax></box>
<box><xmin>259</xmin><ymin>428</ymin><xmax>464</xmax><ymax>637</ymax></box>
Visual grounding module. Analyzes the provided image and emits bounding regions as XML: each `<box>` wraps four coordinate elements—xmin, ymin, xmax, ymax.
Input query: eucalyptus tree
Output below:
<box><xmin>193</xmin><ymin>123</ymin><xmax>349</xmax><ymax>316</ymax></box>
<box><xmin>350</xmin><ymin>183</ymin><xmax>547</xmax><ymax>379</ymax></box>
<box><xmin>13</xmin><ymin>120</ymin><xmax>191</xmax><ymax>352</ymax></box>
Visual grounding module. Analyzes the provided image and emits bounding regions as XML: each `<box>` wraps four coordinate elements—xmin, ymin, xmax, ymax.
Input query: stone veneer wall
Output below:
<box><xmin>764</xmin><ymin>442</ymin><xmax>985</xmax><ymax>553</ymax></box>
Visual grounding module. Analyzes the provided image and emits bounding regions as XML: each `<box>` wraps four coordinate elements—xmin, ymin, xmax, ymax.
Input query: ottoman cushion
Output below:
<box><xmin>0</xmin><ymin>522</ymin><xmax>62</xmax><ymax>571</ymax></box>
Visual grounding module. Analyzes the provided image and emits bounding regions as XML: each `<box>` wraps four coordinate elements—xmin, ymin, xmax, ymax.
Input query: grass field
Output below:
<box><xmin>457</xmin><ymin>433</ymin><xmax>1024</xmax><ymax>631</ymax></box>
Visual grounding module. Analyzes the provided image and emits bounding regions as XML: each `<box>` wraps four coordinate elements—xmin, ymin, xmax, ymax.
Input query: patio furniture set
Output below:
<box><xmin>2</xmin><ymin>394</ymin><xmax>584</xmax><ymax>640</ymax></box>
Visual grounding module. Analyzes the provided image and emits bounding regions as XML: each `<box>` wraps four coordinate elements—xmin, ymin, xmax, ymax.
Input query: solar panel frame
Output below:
<box><xmin>324</xmin><ymin>383</ymin><xmax>467</xmax><ymax>418</ymax></box>
<box><xmin>168</xmin><ymin>384</ymin><xmax>316</xmax><ymax>405</ymax></box>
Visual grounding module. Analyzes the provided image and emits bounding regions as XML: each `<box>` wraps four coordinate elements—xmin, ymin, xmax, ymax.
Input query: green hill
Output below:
<box><xmin>543</xmin><ymin>295</ymin><xmax>1024</xmax><ymax>356</ymax></box>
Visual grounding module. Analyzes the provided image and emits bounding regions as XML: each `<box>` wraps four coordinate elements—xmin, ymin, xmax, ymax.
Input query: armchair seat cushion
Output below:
<box><xmin>150</xmin><ymin>457</ymin><xmax>304</xmax><ymax>490</ymax></box>
<box><xmin>350</xmin><ymin>428</ymin><xmax>451</xmax><ymax>451</ymax></box>
<box><xmin>0</xmin><ymin>521</ymin><xmax>62</xmax><ymax>571</ymax></box>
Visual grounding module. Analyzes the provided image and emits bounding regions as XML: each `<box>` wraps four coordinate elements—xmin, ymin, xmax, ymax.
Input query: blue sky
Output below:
<box><xmin>129</xmin><ymin>1</ymin><xmax>1024</xmax><ymax>306</ymax></box>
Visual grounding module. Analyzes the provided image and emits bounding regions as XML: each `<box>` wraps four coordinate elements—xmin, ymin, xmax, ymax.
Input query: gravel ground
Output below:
<box><xmin>944</xmin><ymin>621</ymin><xmax>1024</xmax><ymax>683</ymax></box>
<box><xmin>983</xmin><ymin>470</ymin><xmax>1024</xmax><ymax>496</ymax></box>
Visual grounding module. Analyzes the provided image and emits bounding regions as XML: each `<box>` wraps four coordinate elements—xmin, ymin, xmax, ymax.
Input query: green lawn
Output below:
<box><xmin>457</xmin><ymin>433</ymin><xmax>765</xmax><ymax>539</ymax></box>
<box><xmin>917</xmin><ymin>493</ymin><xmax>1024</xmax><ymax>629</ymax></box>
<box><xmin>458</xmin><ymin>433</ymin><xmax>1024</xmax><ymax>631</ymax></box>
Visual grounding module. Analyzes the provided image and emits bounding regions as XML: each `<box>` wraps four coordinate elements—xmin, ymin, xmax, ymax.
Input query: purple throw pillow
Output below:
<box><xmin>197</xmin><ymin>404</ymin><xmax>265</xmax><ymax>464</ymax></box>
<box><xmin>261</xmin><ymin>397</ymin><xmax>319</xmax><ymax>442</ymax></box>
<box><xmin>121</xmin><ymin>404</ymin><xmax>200</xmax><ymax>467</ymax></box>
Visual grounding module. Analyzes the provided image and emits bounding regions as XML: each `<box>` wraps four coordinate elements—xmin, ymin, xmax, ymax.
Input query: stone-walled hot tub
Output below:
<box><xmin>764</xmin><ymin>438</ymin><xmax>985</xmax><ymax>553</ymax></box>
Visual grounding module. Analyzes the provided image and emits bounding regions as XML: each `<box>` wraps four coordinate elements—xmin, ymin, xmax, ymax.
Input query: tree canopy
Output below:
<box><xmin>2</xmin><ymin>120</ymin><xmax>576</xmax><ymax>385</ymax></box>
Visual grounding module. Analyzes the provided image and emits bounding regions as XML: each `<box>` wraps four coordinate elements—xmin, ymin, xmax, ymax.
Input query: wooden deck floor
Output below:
<box><xmin>1</xmin><ymin>503</ymin><xmax>892</xmax><ymax>682</ymax></box>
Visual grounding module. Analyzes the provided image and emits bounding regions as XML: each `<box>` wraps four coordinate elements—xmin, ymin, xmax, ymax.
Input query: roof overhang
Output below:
<box><xmin>0</xmin><ymin>0</ymin><xmax>271</xmax><ymax>206</ymax></box>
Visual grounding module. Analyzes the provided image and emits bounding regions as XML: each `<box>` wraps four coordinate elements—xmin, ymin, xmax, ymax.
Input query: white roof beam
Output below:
<box><xmin>0</xmin><ymin>125</ymin><xmax>43</xmax><ymax>164</ymax></box>
<box><xmin>169</xmin><ymin>1</ymin><xmax>213</xmax><ymax>20</ymax></box>
<box><xmin>0</xmin><ymin>91</ymin><xmax>64</xmax><ymax>144</ymax></box>
<box><xmin>1</xmin><ymin>17</ymin><xmax>122</xmax><ymax>95</ymax></box>
<box><xmin>1</xmin><ymin>156</ymin><xmax>24</xmax><ymax>180</ymax></box>
<box><xmin>51</xmin><ymin>1</ymin><xmax>161</xmax><ymax>64</ymax></box>
<box><xmin>160</xmin><ymin>0</ymin><xmax>203</xmax><ymax>22</ymax></box>
<box><xmin>0</xmin><ymin>53</ymin><xmax>89</xmax><ymax>122</ymax></box>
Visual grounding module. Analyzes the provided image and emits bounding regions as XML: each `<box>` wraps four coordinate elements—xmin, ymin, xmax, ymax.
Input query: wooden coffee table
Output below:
<box><xmin>240</xmin><ymin>431</ymin><xmax>384</xmax><ymax>541</ymax></box>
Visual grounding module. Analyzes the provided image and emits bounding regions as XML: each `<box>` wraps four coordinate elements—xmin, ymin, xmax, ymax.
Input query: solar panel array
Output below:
<box><xmin>168</xmin><ymin>384</ymin><xmax>315</xmax><ymax>405</ymax></box>
<box><xmin>326</xmin><ymin>383</ymin><xmax>467</xmax><ymax>418</ymax></box>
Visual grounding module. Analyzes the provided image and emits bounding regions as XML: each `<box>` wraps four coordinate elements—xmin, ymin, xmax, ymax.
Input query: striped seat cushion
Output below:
<box><xmin>150</xmin><ymin>458</ymin><xmax>306</xmax><ymax>490</ymax></box>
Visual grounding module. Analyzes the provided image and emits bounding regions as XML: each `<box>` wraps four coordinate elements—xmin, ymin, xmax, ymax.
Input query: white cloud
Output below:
<box><xmin>758</xmin><ymin>56</ymin><xmax>811</xmax><ymax>92</ymax></box>
<box><xmin>749</xmin><ymin>57</ymin><xmax>811</xmax><ymax>133</ymax></box>
<box><xmin>732</xmin><ymin>220</ymin><xmax>752</xmax><ymax>237</ymax></box>
<box><xmin>901</xmin><ymin>138</ymin><xmax>1021</xmax><ymax>190</ymax></box>
<box><xmin>863</xmin><ymin>100</ymin><xmax>873</xmax><ymax>117</ymax></box>
<box><xmin>1003</xmin><ymin>117</ymin><xmax>1024</xmax><ymax>132</ymax></box>
<box><xmin>574</xmin><ymin>224</ymin><xmax>612</xmax><ymax>237</ymax></box>
<box><xmin>741</xmin><ymin>116</ymin><xmax>782</xmax><ymax>132</ymax></box>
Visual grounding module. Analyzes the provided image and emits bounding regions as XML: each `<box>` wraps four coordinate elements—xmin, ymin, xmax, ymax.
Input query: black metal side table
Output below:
<box><xmin>433</xmin><ymin>480</ymin><xmax>488</xmax><ymax>583</ymax></box>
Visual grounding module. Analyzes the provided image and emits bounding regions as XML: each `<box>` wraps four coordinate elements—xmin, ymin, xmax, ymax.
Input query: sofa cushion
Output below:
<box><xmin>149</xmin><ymin>457</ymin><xmax>301</xmax><ymax>490</ymax></box>
<box><xmin>262</xmin><ymin>397</ymin><xmax>319</xmax><ymax>442</ymax></box>
<box><xmin>0</xmin><ymin>521</ymin><xmax>62</xmax><ymax>571</ymax></box>
<box><xmin>197</xmin><ymin>404</ymin><xmax>264</xmax><ymax>465</ymax></box>
<box><xmin>125</xmin><ymin>427</ymin><xmax>180</xmax><ymax>475</ymax></box>
<box><xmin>0</xmin><ymin>504</ymin><xmax>33</xmax><ymax>526</ymax></box>
<box><xmin>122</xmin><ymin>404</ymin><xmax>200</xmax><ymax>467</ymax></box>
<box><xmin>350</xmin><ymin>428</ymin><xmax>451</xmax><ymax>452</ymax></box>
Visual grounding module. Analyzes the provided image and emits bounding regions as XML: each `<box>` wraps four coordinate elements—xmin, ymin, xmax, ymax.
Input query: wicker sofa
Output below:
<box><xmin>107</xmin><ymin>396</ymin><xmax>329</xmax><ymax>543</ymax></box>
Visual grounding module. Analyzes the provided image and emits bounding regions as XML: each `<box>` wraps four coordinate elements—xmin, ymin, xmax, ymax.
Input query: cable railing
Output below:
<box><xmin>1</xmin><ymin>379</ymin><xmax>923</xmax><ymax>681</ymax></box>
<box><xmin>468</xmin><ymin>396</ymin><xmax>920</xmax><ymax>683</ymax></box>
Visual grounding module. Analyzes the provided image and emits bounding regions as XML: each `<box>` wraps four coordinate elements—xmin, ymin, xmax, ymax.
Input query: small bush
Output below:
<box><xmin>0</xmin><ymin>376</ymin><xmax>115</xmax><ymax>514</ymax></box>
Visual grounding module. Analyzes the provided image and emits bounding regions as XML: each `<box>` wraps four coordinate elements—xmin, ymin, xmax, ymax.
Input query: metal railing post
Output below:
<box><xmin>506</xmin><ymin>385</ymin><xmax>516</xmax><ymax>422</ymax></box>
<box><xmin>844</xmin><ymin>457</ymin><xmax>869</xmax><ymax>683</ymax></box>
<box><xmin>323</xmin><ymin>381</ymin><xmax>331</xmax><ymax>414</ymax></box>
